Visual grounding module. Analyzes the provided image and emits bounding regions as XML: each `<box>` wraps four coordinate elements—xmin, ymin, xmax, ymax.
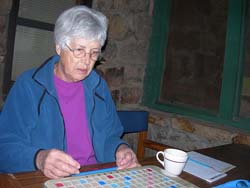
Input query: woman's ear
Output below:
<box><xmin>56</xmin><ymin>45</ymin><xmax>61</xmax><ymax>55</ymax></box>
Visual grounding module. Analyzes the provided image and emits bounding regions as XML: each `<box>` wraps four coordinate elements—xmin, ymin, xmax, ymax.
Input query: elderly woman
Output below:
<box><xmin>0</xmin><ymin>6</ymin><xmax>140</xmax><ymax>179</ymax></box>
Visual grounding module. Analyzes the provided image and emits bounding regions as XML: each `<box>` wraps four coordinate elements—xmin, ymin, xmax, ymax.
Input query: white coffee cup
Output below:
<box><xmin>156</xmin><ymin>148</ymin><xmax>188</xmax><ymax>176</ymax></box>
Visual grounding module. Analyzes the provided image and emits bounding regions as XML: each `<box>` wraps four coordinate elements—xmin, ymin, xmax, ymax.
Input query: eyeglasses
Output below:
<box><xmin>65</xmin><ymin>44</ymin><xmax>102</xmax><ymax>61</ymax></box>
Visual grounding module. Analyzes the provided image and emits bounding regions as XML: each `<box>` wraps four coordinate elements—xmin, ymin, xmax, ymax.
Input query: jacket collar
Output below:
<box><xmin>32</xmin><ymin>55</ymin><xmax>101</xmax><ymax>96</ymax></box>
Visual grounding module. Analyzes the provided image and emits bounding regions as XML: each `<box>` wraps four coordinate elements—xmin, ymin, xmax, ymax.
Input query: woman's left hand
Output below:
<box><xmin>115</xmin><ymin>144</ymin><xmax>141</xmax><ymax>170</ymax></box>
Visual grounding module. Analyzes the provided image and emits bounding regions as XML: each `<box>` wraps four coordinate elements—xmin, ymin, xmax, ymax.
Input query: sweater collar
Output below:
<box><xmin>32</xmin><ymin>55</ymin><xmax>101</xmax><ymax>96</ymax></box>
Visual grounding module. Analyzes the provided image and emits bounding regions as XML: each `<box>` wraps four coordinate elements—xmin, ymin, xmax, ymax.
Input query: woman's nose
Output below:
<box><xmin>80</xmin><ymin>53</ymin><xmax>92</xmax><ymax>65</ymax></box>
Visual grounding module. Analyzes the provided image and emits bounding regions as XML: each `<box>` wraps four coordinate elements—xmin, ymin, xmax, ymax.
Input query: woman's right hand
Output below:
<box><xmin>35</xmin><ymin>149</ymin><xmax>80</xmax><ymax>179</ymax></box>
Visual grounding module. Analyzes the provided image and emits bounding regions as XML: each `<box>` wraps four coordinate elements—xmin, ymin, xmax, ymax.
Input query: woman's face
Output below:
<box><xmin>55</xmin><ymin>38</ymin><xmax>101</xmax><ymax>82</ymax></box>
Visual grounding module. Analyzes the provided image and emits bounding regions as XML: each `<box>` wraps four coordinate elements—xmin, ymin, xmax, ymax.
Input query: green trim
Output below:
<box><xmin>143</xmin><ymin>0</ymin><xmax>171</xmax><ymax>105</ymax></box>
<box><xmin>147</xmin><ymin>102</ymin><xmax>250</xmax><ymax>132</ymax></box>
<box><xmin>234</xmin><ymin>0</ymin><xmax>248</xmax><ymax>117</ymax></box>
<box><xmin>219</xmin><ymin>0</ymin><xmax>244</xmax><ymax>120</ymax></box>
<box><xmin>143</xmin><ymin>0</ymin><xmax>250</xmax><ymax>132</ymax></box>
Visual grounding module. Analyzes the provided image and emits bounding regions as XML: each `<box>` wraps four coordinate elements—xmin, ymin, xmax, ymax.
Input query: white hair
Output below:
<box><xmin>54</xmin><ymin>5</ymin><xmax>108</xmax><ymax>48</ymax></box>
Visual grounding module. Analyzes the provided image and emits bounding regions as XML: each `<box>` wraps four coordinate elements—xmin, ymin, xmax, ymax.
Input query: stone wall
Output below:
<box><xmin>92</xmin><ymin>0</ymin><xmax>153</xmax><ymax>108</ymax></box>
<box><xmin>0</xmin><ymin>0</ymin><xmax>249</xmax><ymax>159</ymax></box>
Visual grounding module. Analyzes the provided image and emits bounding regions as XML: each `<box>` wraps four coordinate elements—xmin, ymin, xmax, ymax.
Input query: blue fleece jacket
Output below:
<box><xmin>0</xmin><ymin>55</ymin><xmax>125</xmax><ymax>173</ymax></box>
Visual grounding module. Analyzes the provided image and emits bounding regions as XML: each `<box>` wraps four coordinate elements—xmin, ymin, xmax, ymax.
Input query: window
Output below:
<box><xmin>144</xmin><ymin>0</ymin><xmax>250</xmax><ymax>132</ymax></box>
<box><xmin>159</xmin><ymin>0</ymin><xmax>227</xmax><ymax>112</ymax></box>
<box><xmin>3</xmin><ymin>0</ymin><xmax>92</xmax><ymax>96</ymax></box>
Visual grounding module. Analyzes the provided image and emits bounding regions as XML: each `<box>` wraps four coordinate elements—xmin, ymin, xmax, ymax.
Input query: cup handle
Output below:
<box><xmin>156</xmin><ymin>151</ymin><xmax>165</xmax><ymax>167</ymax></box>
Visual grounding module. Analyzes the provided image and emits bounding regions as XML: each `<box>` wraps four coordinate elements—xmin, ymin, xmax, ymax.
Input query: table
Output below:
<box><xmin>180</xmin><ymin>143</ymin><xmax>250</xmax><ymax>187</ymax></box>
<box><xmin>0</xmin><ymin>143</ymin><xmax>249</xmax><ymax>188</ymax></box>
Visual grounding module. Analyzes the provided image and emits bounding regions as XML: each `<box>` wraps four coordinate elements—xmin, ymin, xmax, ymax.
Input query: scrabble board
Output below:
<box><xmin>44</xmin><ymin>165</ymin><xmax>199</xmax><ymax>188</ymax></box>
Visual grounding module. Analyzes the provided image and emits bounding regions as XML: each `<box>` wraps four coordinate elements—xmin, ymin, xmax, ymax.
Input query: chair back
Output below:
<box><xmin>117</xmin><ymin>110</ymin><xmax>148</xmax><ymax>133</ymax></box>
<box><xmin>117</xmin><ymin>110</ymin><xmax>172</xmax><ymax>159</ymax></box>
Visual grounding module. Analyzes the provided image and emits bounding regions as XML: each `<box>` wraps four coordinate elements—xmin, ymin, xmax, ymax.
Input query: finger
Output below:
<box><xmin>49</xmin><ymin>164</ymin><xmax>73</xmax><ymax>178</ymax></box>
<box><xmin>116</xmin><ymin>151</ymin><xmax>124</xmax><ymax>163</ymax></box>
<box><xmin>116</xmin><ymin>147</ymin><xmax>132</xmax><ymax>161</ymax></box>
<box><xmin>43</xmin><ymin>150</ymin><xmax>80</xmax><ymax>177</ymax></box>
<box><xmin>118</xmin><ymin>160</ymin><xmax>141</xmax><ymax>170</ymax></box>
<box><xmin>50</xmin><ymin>150</ymin><xmax>80</xmax><ymax>169</ymax></box>
<box><xmin>46</xmin><ymin>158</ymin><xmax>79</xmax><ymax>176</ymax></box>
<box><xmin>44</xmin><ymin>160</ymin><xmax>78</xmax><ymax>178</ymax></box>
<box><xmin>44</xmin><ymin>169</ymin><xmax>60</xmax><ymax>179</ymax></box>
<box><xmin>60</xmin><ymin>153</ymin><xmax>81</xmax><ymax>169</ymax></box>
<box><xmin>55</xmin><ymin>159</ymin><xmax>80</xmax><ymax>175</ymax></box>
<box><xmin>117</xmin><ymin>152</ymin><xmax>141</xmax><ymax>170</ymax></box>
<box><xmin>117</xmin><ymin>152</ymin><xmax>133</xmax><ymax>169</ymax></box>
